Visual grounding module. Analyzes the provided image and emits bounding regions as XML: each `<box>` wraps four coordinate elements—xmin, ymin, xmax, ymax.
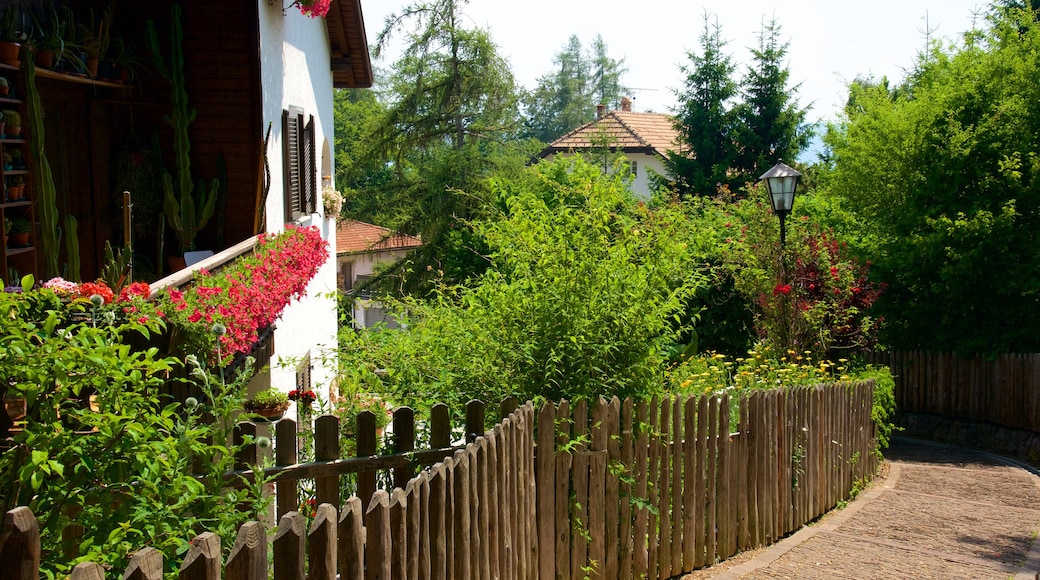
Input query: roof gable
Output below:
<box><xmin>336</xmin><ymin>220</ymin><xmax>422</xmax><ymax>254</ymax></box>
<box><xmin>540</xmin><ymin>111</ymin><xmax>685</xmax><ymax>159</ymax></box>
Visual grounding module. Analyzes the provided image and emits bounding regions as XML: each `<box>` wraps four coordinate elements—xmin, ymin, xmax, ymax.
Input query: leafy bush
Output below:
<box><xmin>0</xmin><ymin>279</ymin><xmax>267</xmax><ymax>576</ymax></box>
<box><xmin>337</xmin><ymin>156</ymin><xmax>706</xmax><ymax>408</ymax></box>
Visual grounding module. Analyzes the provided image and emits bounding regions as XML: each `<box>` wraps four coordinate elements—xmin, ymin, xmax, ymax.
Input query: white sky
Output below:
<box><xmin>360</xmin><ymin>0</ymin><xmax>984</xmax><ymax>124</ymax></box>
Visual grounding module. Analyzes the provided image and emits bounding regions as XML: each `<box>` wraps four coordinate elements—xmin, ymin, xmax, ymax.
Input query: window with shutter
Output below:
<box><xmin>283</xmin><ymin>107</ymin><xmax>317</xmax><ymax>221</ymax></box>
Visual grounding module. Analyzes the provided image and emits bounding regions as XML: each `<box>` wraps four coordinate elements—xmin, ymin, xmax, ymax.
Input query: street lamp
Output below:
<box><xmin>759</xmin><ymin>161</ymin><xmax>802</xmax><ymax>247</ymax></box>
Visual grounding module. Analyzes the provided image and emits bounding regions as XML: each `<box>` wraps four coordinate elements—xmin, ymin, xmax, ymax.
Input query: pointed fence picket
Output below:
<box><xmin>3</xmin><ymin>381</ymin><xmax>878</xmax><ymax>579</ymax></box>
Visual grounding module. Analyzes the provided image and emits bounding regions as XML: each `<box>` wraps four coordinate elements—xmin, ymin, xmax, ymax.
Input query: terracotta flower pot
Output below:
<box><xmin>7</xmin><ymin>185</ymin><xmax>24</xmax><ymax>201</ymax></box>
<box><xmin>9</xmin><ymin>232</ymin><xmax>29</xmax><ymax>246</ymax></box>
<box><xmin>0</xmin><ymin>42</ymin><xmax>20</xmax><ymax>67</ymax></box>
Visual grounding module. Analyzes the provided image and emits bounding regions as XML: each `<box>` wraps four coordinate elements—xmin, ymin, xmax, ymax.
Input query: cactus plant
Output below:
<box><xmin>147</xmin><ymin>3</ymin><xmax>218</xmax><ymax>253</ymax></box>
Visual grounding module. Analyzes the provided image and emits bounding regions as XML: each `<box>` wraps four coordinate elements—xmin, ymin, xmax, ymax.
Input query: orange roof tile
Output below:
<box><xmin>538</xmin><ymin>110</ymin><xmax>687</xmax><ymax>159</ymax></box>
<box><xmin>335</xmin><ymin>220</ymin><xmax>422</xmax><ymax>255</ymax></box>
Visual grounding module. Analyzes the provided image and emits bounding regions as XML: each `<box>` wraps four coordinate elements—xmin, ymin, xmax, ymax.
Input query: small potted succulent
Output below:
<box><xmin>244</xmin><ymin>387</ymin><xmax>290</xmax><ymax>421</ymax></box>
<box><xmin>7</xmin><ymin>175</ymin><xmax>24</xmax><ymax>200</ymax></box>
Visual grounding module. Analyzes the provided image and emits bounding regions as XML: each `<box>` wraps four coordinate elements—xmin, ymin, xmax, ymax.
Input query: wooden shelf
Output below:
<box><xmin>1</xmin><ymin>200</ymin><xmax>30</xmax><ymax>209</ymax></box>
<box><xmin>34</xmin><ymin>67</ymin><xmax>128</xmax><ymax>89</ymax></box>
<box><xmin>0</xmin><ymin>139</ymin><xmax>26</xmax><ymax>145</ymax></box>
<box><xmin>0</xmin><ymin>97</ymin><xmax>22</xmax><ymax>105</ymax></box>
<box><xmin>5</xmin><ymin>245</ymin><xmax>33</xmax><ymax>257</ymax></box>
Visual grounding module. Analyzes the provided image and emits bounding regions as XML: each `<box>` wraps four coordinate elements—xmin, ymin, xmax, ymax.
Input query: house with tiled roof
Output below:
<box><xmin>335</xmin><ymin>220</ymin><xmax>422</xmax><ymax>328</ymax></box>
<box><xmin>535</xmin><ymin>97</ymin><xmax>686</xmax><ymax>198</ymax></box>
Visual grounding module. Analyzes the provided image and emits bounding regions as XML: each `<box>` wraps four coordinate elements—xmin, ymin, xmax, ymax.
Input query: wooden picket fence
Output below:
<box><xmin>2</xmin><ymin>381</ymin><xmax>878</xmax><ymax>579</ymax></box>
<box><xmin>867</xmin><ymin>350</ymin><xmax>1040</xmax><ymax>432</ymax></box>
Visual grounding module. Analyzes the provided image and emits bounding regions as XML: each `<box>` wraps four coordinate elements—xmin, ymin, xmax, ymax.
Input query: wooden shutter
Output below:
<box><xmin>283</xmin><ymin>107</ymin><xmax>303</xmax><ymax>221</ymax></box>
<box><xmin>296</xmin><ymin>352</ymin><xmax>312</xmax><ymax>392</ymax></box>
<box><xmin>303</xmin><ymin>115</ymin><xmax>317</xmax><ymax>214</ymax></box>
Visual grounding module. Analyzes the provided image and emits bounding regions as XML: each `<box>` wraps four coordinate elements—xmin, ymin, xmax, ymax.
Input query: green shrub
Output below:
<box><xmin>0</xmin><ymin>281</ymin><xmax>267</xmax><ymax>576</ymax></box>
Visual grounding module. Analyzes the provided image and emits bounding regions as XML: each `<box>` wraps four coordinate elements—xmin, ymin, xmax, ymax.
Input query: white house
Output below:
<box><xmin>336</xmin><ymin>219</ymin><xmax>422</xmax><ymax>329</ymax></box>
<box><xmin>535</xmin><ymin>97</ymin><xmax>685</xmax><ymax>199</ymax></box>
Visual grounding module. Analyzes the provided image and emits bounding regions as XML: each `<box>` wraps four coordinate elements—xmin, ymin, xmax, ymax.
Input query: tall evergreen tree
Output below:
<box><xmin>521</xmin><ymin>35</ymin><xmax>628</xmax><ymax>143</ymax></box>
<box><xmin>667</xmin><ymin>14</ymin><xmax>739</xmax><ymax>197</ymax></box>
<box><xmin>732</xmin><ymin>18</ymin><xmax>812</xmax><ymax>183</ymax></box>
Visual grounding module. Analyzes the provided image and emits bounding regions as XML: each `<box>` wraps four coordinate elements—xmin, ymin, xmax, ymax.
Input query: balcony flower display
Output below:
<box><xmin>156</xmin><ymin>224</ymin><xmax>329</xmax><ymax>364</ymax></box>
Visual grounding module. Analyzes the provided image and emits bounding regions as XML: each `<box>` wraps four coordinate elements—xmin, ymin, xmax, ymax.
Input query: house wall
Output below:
<box><xmin>541</xmin><ymin>151</ymin><xmax>664</xmax><ymax>200</ymax></box>
<box><xmin>258</xmin><ymin>3</ymin><xmax>340</xmax><ymax>398</ymax></box>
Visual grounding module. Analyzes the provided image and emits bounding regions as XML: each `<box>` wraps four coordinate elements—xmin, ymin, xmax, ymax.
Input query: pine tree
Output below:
<box><xmin>667</xmin><ymin>13</ymin><xmax>739</xmax><ymax>197</ymax></box>
<box><xmin>731</xmin><ymin>18</ymin><xmax>812</xmax><ymax>184</ymax></box>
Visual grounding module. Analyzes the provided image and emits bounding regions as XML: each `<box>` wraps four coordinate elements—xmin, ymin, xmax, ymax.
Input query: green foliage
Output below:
<box><xmin>245</xmin><ymin>386</ymin><xmax>288</xmax><ymax>410</ymax></box>
<box><xmin>147</xmin><ymin>3</ymin><xmax>219</xmax><ymax>253</ymax></box>
<box><xmin>731</xmin><ymin>18</ymin><xmax>813</xmax><ymax>179</ymax></box>
<box><xmin>667</xmin><ymin>14</ymin><xmax>738</xmax><ymax>197</ymax></box>
<box><xmin>348</xmin><ymin>0</ymin><xmax>533</xmax><ymax>289</ymax></box>
<box><xmin>825</xmin><ymin>7</ymin><xmax>1040</xmax><ymax>353</ymax></box>
<box><xmin>0</xmin><ymin>285</ymin><xmax>267</xmax><ymax>576</ymax></box>
<box><xmin>681</xmin><ymin>185</ymin><xmax>882</xmax><ymax>360</ymax></box>
<box><xmin>667</xmin><ymin>14</ymin><xmax>811</xmax><ymax>197</ymax></box>
<box><xmin>338</xmin><ymin>156</ymin><xmax>705</xmax><ymax>408</ymax></box>
<box><xmin>521</xmin><ymin>34</ymin><xmax>629</xmax><ymax>142</ymax></box>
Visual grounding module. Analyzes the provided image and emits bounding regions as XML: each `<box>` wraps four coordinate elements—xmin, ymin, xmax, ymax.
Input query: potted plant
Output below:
<box><xmin>10</xmin><ymin>147</ymin><xmax>23</xmax><ymax>169</ymax></box>
<box><xmin>75</xmin><ymin>7</ymin><xmax>110</xmax><ymax>78</ymax></box>
<box><xmin>4</xmin><ymin>109</ymin><xmax>21</xmax><ymax>137</ymax></box>
<box><xmin>0</xmin><ymin>6</ymin><xmax>23</xmax><ymax>67</ymax></box>
<box><xmin>28</xmin><ymin>0</ymin><xmax>67</xmax><ymax>70</ymax></box>
<box><xmin>7</xmin><ymin>175</ymin><xmax>25</xmax><ymax>200</ymax></box>
<box><xmin>3</xmin><ymin>217</ymin><xmax>10</xmax><ymax>246</ymax></box>
<box><xmin>0</xmin><ymin>77</ymin><xmax>8</xmax><ymax>97</ymax></box>
<box><xmin>110</xmin><ymin>38</ymin><xmax>146</xmax><ymax>84</ymax></box>
<box><xmin>244</xmin><ymin>387</ymin><xmax>290</xmax><ymax>421</ymax></box>
<box><xmin>7</xmin><ymin>215</ymin><xmax>30</xmax><ymax>246</ymax></box>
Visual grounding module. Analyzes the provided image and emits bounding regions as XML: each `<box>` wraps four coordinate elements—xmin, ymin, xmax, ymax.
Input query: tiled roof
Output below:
<box><xmin>539</xmin><ymin>111</ymin><xmax>686</xmax><ymax>159</ymax></box>
<box><xmin>336</xmin><ymin>220</ymin><xmax>422</xmax><ymax>255</ymax></box>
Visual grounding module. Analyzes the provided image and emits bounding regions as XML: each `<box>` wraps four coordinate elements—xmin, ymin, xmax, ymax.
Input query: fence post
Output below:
<box><xmin>315</xmin><ymin>415</ymin><xmax>340</xmax><ymax>509</ymax></box>
<box><xmin>393</xmin><ymin>407</ymin><xmax>416</xmax><ymax>489</ymax></box>
<box><xmin>178</xmin><ymin>532</ymin><xmax>221</xmax><ymax>580</ymax></box>
<box><xmin>123</xmin><ymin>547</ymin><xmax>163</xmax><ymax>580</ymax></box>
<box><xmin>357</xmin><ymin>410</ymin><xmax>378</xmax><ymax>504</ymax></box>
<box><xmin>225</xmin><ymin>521</ymin><xmax>266</xmax><ymax>580</ymax></box>
<box><xmin>69</xmin><ymin>563</ymin><xmax>105</xmax><ymax>580</ymax></box>
<box><xmin>308</xmin><ymin>504</ymin><xmax>338</xmax><ymax>580</ymax></box>
<box><xmin>275</xmin><ymin>419</ymin><xmax>299</xmax><ymax>518</ymax></box>
<box><xmin>273</xmin><ymin>511</ymin><xmax>306</xmax><ymax>580</ymax></box>
<box><xmin>536</xmin><ymin>401</ymin><xmax>556</xmax><ymax>580</ymax></box>
<box><xmin>366</xmin><ymin>491</ymin><xmax>392</xmax><ymax>580</ymax></box>
<box><xmin>465</xmin><ymin>399</ymin><xmax>485</xmax><ymax>443</ymax></box>
<box><xmin>337</xmin><ymin>497</ymin><xmax>365</xmax><ymax>578</ymax></box>
<box><xmin>0</xmin><ymin>506</ymin><xmax>41</xmax><ymax>580</ymax></box>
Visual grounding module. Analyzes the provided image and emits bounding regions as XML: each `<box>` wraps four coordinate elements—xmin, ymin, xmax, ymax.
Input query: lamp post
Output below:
<box><xmin>759</xmin><ymin>161</ymin><xmax>802</xmax><ymax>248</ymax></box>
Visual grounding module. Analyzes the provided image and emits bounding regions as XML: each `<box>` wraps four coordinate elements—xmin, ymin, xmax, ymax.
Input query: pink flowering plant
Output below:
<box><xmin>290</xmin><ymin>0</ymin><xmax>331</xmax><ymax>18</ymax></box>
<box><xmin>156</xmin><ymin>225</ymin><xmax>328</xmax><ymax>364</ymax></box>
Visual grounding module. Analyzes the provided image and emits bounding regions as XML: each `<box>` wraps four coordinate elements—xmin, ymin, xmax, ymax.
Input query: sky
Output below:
<box><xmin>359</xmin><ymin>0</ymin><xmax>985</xmax><ymax>124</ymax></box>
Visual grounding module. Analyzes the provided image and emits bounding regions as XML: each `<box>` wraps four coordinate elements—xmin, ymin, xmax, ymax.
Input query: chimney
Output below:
<box><xmin>596</xmin><ymin>103</ymin><xmax>605</xmax><ymax>119</ymax></box>
<box><xmin>621</xmin><ymin>97</ymin><xmax>632</xmax><ymax>112</ymax></box>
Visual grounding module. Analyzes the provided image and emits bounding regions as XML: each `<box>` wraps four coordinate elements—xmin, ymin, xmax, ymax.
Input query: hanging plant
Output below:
<box><xmin>289</xmin><ymin>0</ymin><xmax>331</xmax><ymax>18</ymax></box>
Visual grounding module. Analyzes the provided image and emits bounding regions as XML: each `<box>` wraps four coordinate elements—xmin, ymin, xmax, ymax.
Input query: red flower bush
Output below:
<box><xmin>159</xmin><ymin>225</ymin><xmax>329</xmax><ymax>363</ymax></box>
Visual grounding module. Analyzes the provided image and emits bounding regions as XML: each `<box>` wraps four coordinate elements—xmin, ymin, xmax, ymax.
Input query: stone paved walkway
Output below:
<box><xmin>700</xmin><ymin>437</ymin><xmax>1040</xmax><ymax>579</ymax></box>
